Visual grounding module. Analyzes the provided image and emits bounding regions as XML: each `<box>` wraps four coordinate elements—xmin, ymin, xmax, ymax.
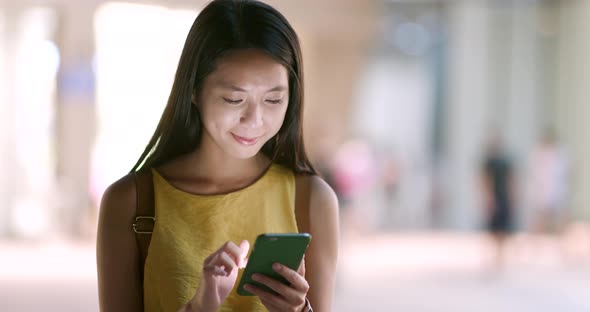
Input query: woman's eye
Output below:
<box><xmin>266</xmin><ymin>99</ymin><xmax>282</xmax><ymax>104</ymax></box>
<box><xmin>223</xmin><ymin>98</ymin><xmax>243</xmax><ymax>105</ymax></box>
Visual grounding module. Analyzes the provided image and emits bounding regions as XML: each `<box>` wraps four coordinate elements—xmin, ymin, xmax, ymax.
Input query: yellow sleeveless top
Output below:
<box><xmin>143</xmin><ymin>163</ymin><xmax>299</xmax><ymax>312</ymax></box>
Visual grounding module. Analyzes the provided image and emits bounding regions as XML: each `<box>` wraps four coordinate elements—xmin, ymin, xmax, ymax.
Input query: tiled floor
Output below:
<box><xmin>1</xmin><ymin>231</ymin><xmax>589</xmax><ymax>311</ymax></box>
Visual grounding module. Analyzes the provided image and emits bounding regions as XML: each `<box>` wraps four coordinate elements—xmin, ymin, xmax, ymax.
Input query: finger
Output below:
<box><xmin>227</xmin><ymin>240</ymin><xmax>250</xmax><ymax>268</ymax></box>
<box><xmin>217</xmin><ymin>251</ymin><xmax>237</xmax><ymax>275</ymax></box>
<box><xmin>259</xmin><ymin>297</ymin><xmax>283</xmax><ymax>312</ymax></box>
<box><xmin>243</xmin><ymin>284</ymin><xmax>290</xmax><ymax>308</ymax></box>
<box><xmin>251</xmin><ymin>273</ymin><xmax>305</xmax><ymax>306</ymax></box>
<box><xmin>297</xmin><ymin>256</ymin><xmax>306</xmax><ymax>276</ymax></box>
<box><xmin>203</xmin><ymin>252</ymin><xmax>231</xmax><ymax>277</ymax></box>
<box><xmin>273</xmin><ymin>263</ymin><xmax>309</xmax><ymax>292</ymax></box>
<box><xmin>205</xmin><ymin>240</ymin><xmax>249</xmax><ymax>268</ymax></box>
<box><xmin>219</xmin><ymin>241</ymin><xmax>244</xmax><ymax>266</ymax></box>
<box><xmin>204</xmin><ymin>250</ymin><xmax>216</xmax><ymax>264</ymax></box>
<box><xmin>204</xmin><ymin>251</ymin><xmax>236</xmax><ymax>276</ymax></box>
<box><xmin>203</xmin><ymin>263</ymin><xmax>228</xmax><ymax>276</ymax></box>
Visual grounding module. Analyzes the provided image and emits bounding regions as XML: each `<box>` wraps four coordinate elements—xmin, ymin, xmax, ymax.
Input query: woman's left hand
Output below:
<box><xmin>244</xmin><ymin>258</ymin><xmax>309</xmax><ymax>312</ymax></box>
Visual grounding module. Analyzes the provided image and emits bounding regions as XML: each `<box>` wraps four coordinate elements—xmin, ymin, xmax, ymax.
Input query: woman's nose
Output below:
<box><xmin>240</xmin><ymin>102</ymin><xmax>263</xmax><ymax>128</ymax></box>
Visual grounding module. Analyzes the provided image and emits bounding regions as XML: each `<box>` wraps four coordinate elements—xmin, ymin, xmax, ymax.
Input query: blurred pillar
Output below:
<box><xmin>557</xmin><ymin>0</ymin><xmax>590</xmax><ymax>221</ymax></box>
<box><xmin>491</xmin><ymin>2</ymin><xmax>545</xmax><ymax>227</ymax></box>
<box><xmin>0</xmin><ymin>5</ymin><xmax>59</xmax><ymax>238</ymax></box>
<box><xmin>0</xmin><ymin>6</ymin><xmax>18</xmax><ymax>237</ymax></box>
<box><xmin>444</xmin><ymin>1</ymin><xmax>491</xmax><ymax>229</ymax></box>
<box><xmin>54</xmin><ymin>4</ymin><xmax>97</xmax><ymax>237</ymax></box>
<box><xmin>503</xmin><ymin>4</ymin><xmax>541</xmax><ymax>164</ymax></box>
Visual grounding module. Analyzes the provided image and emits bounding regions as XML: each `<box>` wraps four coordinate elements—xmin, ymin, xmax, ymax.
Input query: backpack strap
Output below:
<box><xmin>294</xmin><ymin>174</ymin><xmax>311</xmax><ymax>235</ymax></box>
<box><xmin>133</xmin><ymin>168</ymin><xmax>155</xmax><ymax>283</ymax></box>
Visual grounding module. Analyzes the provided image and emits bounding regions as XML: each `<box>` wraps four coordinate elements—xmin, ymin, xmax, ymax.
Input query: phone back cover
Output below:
<box><xmin>237</xmin><ymin>233</ymin><xmax>311</xmax><ymax>296</ymax></box>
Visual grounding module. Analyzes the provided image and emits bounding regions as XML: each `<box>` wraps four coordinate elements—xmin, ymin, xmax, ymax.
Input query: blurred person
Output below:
<box><xmin>529</xmin><ymin>129</ymin><xmax>569</xmax><ymax>234</ymax></box>
<box><xmin>480</xmin><ymin>132</ymin><xmax>515</xmax><ymax>272</ymax></box>
<box><xmin>523</xmin><ymin>129</ymin><xmax>570</xmax><ymax>266</ymax></box>
<box><xmin>96</xmin><ymin>1</ymin><xmax>339</xmax><ymax>311</ymax></box>
<box><xmin>331</xmin><ymin>139</ymin><xmax>378</xmax><ymax>234</ymax></box>
<box><xmin>378</xmin><ymin>149</ymin><xmax>401</xmax><ymax>229</ymax></box>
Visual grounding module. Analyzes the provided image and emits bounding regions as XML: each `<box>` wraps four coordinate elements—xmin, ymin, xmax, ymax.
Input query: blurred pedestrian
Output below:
<box><xmin>480</xmin><ymin>132</ymin><xmax>515</xmax><ymax>271</ymax></box>
<box><xmin>529</xmin><ymin>128</ymin><xmax>569</xmax><ymax>234</ymax></box>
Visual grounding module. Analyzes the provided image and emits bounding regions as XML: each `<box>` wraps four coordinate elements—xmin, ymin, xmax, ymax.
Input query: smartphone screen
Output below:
<box><xmin>237</xmin><ymin>233</ymin><xmax>311</xmax><ymax>296</ymax></box>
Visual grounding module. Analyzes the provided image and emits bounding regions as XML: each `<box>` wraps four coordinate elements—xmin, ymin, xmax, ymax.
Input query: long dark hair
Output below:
<box><xmin>130</xmin><ymin>0</ymin><xmax>316</xmax><ymax>175</ymax></box>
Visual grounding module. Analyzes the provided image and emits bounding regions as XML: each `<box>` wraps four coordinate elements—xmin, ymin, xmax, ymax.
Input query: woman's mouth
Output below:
<box><xmin>231</xmin><ymin>133</ymin><xmax>259</xmax><ymax>146</ymax></box>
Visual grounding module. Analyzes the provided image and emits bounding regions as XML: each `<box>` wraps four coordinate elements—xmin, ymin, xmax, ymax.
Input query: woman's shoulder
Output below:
<box><xmin>105</xmin><ymin>173</ymin><xmax>136</xmax><ymax>196</ymax></box>
<box><xmin>99</xmin><ymin>173</ymin><xmax>137</xmax><ymax>228</ymax></box>
<box><xmin>294</xmin><ymin>174</ymin><xmax>338</xmax><ymax>213</ymax></box>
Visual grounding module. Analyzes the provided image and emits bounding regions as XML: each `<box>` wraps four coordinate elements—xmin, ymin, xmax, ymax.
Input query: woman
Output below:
<box><xmin>96</xmin><ymin>0</ymin><xmax>339</xmax><ymax>311</ymax></box>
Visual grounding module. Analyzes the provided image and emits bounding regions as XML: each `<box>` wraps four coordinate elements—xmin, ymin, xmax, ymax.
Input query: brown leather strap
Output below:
<box><xmin>294</xmin><ymin>175</ymin><xmax>311</xmax><ymax>234</ymax></box>
<box><xmin>133</xmin><ymin>168</ymin><xmax>155</xmax><ymax>284</ymax></box>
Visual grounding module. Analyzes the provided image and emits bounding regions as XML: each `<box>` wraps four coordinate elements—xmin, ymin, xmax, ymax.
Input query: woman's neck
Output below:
<box><xmin>185</xmin><ymin>147</ymin><xmax>270</xmax><ymax>182</ymax></box>
<box><xmin>156</xmin><ymin>148</ymin><xmax>271</xmax><ymax>195</ymax></box>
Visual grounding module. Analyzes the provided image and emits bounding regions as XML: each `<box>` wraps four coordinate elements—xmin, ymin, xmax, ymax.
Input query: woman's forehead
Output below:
<box><xmin>207</xmin><ymin>51</ymin><xmax>289</xmax><ymax>91</ymax></box>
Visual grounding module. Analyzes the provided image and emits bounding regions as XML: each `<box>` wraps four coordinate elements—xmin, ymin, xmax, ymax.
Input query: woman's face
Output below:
<box><xmin>196</xmin><ymin>49</ymin><xmax>289</xmax><ymax>159</ymax></box>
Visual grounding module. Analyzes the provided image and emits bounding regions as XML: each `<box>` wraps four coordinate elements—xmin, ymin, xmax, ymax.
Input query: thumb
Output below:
<box><xmin>238</xmin><ymin>240</ymin><xmax>250</xmax><ymax>268</ymax></box>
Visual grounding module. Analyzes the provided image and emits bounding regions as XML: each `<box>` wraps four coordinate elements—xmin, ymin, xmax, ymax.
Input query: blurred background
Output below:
<box><xmin>1</xmin><ymin>0</ymin><xmax>590</xmax><ymax>311</ymax></box>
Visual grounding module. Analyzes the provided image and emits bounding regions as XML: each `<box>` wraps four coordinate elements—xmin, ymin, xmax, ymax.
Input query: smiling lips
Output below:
<box><xmin>231</xmin><ymin>133</ymin><xmax>260</xmax><ymax>146</ymax></box>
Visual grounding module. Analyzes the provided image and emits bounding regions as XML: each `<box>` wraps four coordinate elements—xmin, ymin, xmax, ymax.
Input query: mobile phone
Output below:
<box><xmin>237</xmin><ymin>233</ymin><xmax>311</xmax><ymax>296</ymax></box>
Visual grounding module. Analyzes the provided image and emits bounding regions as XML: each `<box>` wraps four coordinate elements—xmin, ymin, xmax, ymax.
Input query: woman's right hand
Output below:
<box><xmin>188</xmin><ymin>240</ymin><xmax>250</xmax><ymax>312</ymax></box>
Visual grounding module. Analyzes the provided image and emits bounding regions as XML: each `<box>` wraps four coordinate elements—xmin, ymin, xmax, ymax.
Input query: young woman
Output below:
<box><xmin>96</xmin><ymin>0</ymin><xmax>339</xmax><ymax>311</ymax></box>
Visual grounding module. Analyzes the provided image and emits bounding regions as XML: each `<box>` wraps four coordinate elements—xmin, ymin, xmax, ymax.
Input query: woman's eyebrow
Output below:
<box><xmin>218</xmin><ymin>83</ymin><xmax>286</xmax><ymax>92</ymax></box>
<box><xmin>266</xmin><ymin>85</ymin><xmax>287</xmax><ymax>92</ymax></box>
<box><xmin>218</xmin><ymin>83</ymin><xmax>247</xmax><ymax>92</ymax></box>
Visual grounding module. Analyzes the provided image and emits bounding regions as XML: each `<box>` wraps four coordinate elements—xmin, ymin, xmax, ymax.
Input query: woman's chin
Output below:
<box><xmin>226</xmin><ymin>146</ymin><xmax>262</xmax><ymax>160</ymax></box>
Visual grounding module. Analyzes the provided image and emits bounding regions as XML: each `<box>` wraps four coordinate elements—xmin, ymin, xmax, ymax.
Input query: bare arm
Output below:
<box><xmin>301</xmin><ymin>175</ymin><xmax>340</xmax><ymax>311</ymax></box>
<box><xmin>96</xmin><ymin>174</ymin><xmax>143</xmax><ymax>311</ymax></box>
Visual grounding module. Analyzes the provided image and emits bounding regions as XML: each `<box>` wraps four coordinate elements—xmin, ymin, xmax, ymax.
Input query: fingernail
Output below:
<box><xmin>273</xmin><ymin>263</ymin><xmax>281</xmax><ymax>271</ymax></box>
<box><xmin>251</xmin><ymin>273</ymin><xmax>260</xmax><ymax>281</ymax></box>
<box><xmin>244</xmin><ymin>284</ymin><xmax>252</xmax><ymax>290</ymax></box>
